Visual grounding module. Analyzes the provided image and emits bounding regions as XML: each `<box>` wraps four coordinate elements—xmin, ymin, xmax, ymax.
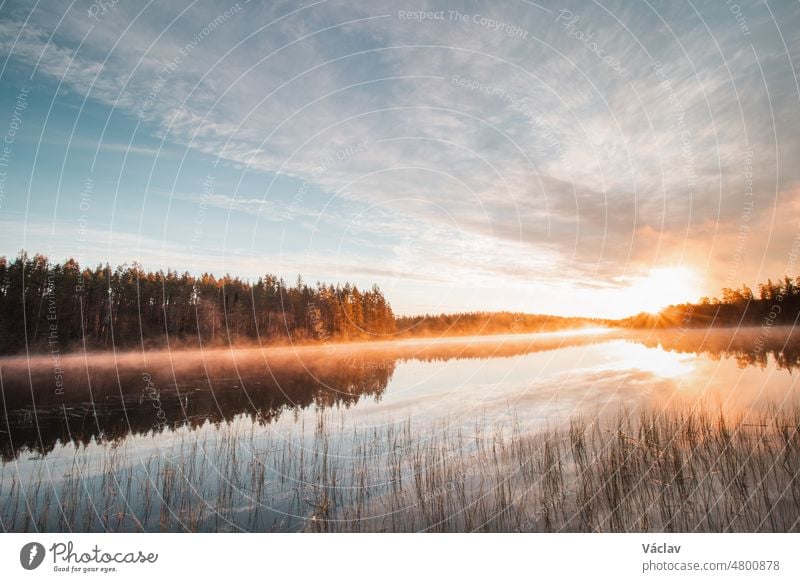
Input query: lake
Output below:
<box><xmin>2</xmin><ymin>326</ymin><xmax>800</xmax><ymax>532</ymax></box>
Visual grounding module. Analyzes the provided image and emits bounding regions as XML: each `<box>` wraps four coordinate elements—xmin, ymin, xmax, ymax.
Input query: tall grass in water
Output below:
<box><xmin>2</xmin><ymin>402</ymin><xmax>800</xmax><ymax>532</ymax></box>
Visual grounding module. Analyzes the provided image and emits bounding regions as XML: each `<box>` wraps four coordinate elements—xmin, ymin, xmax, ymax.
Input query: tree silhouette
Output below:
<box><xmin>0</xmin><ymin>251</ymin><xmax>396</xmax><ymax>353</ymax></box>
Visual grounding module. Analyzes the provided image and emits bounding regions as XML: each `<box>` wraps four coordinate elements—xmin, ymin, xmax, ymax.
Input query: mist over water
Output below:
<box><xmin>3</xmin><ymin>327</ymin><xmax>800</xmax><ymax>459</ymax></box>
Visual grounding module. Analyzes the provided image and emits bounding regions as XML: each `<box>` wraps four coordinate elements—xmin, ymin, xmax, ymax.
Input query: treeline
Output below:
<box><xmin>396</xmin><ymin>311</ymin><xmax>602</xmax><ymax>337</ymax></box>
<box><xmin>0</xmin><ymin>252</ymin><xmax>396</xmax><ymax>353</ymax></box>
<box><xmin>624</xmin><ymin>276</ymin><xmax>800</xmax><ymax>328</ymax></box>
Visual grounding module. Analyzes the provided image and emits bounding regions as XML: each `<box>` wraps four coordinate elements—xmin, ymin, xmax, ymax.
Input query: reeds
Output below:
<box><xmin>2</xmin><ymin>401</ymin><xmax>800</xmax><ymax>532</ymax></box>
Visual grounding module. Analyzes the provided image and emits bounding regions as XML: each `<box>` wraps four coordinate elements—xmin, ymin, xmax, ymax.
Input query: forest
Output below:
<box><xmin>624</xmin><ymin>277</ymin><xmax>800</xmax><ymax>329</ymax></box>
<box><xmin>3</xmin><ymin>251</ymin><xmax>800</xmax><ymax>354</ymax></box>
<box><xmin>395</xmin><ymin>311</ymin><xmax>601</xmax><ymax>337</ymax></box>
<box><xmin>0</xmin><ymin>252</ymin><xmax>396</xmax><ymax>353</ymax></box>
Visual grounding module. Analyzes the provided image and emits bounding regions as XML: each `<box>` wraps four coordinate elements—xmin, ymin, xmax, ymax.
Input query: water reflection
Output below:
<box><xmin>640</xmin><ymin>326</ymin><xmax>800</xmax><ymax>371</ymax></box>
<box><xmin>1</xmin><ymin>326</ymin><xmax>799</xmax><ymax>462</ymax></box>
<box><xmin>596</xmin><ymin>341</ymin><xmax>696</xmax><ymax>378</ymax></box>
<box><xmin>0</xmin><ymin>349</ymin><xmax>394</xmax><ymax>461</ymax></box>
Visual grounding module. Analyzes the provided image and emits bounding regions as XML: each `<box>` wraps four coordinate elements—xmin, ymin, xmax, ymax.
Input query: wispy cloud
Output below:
<box><xmin>1</xmin><ymin>0</ymin><xmax>799</xmax><ymax>314</ymax></box>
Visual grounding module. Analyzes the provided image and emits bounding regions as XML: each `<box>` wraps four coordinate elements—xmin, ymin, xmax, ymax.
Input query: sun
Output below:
<box><xmin>553</xmin><ymin>266</ymin><xmax>705</xmax><ymax>319</ymax></box>
<box><xmin>630</xmin><ymin>267</ymin><xmax>702</xmax><ymax>315</ymax></box>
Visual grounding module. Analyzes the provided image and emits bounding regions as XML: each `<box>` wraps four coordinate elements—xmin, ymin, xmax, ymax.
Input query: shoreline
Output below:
<box><xmin>6</xmin><ymin>322</ymin><xmax>799</xmax><ymax>362</ymax></box>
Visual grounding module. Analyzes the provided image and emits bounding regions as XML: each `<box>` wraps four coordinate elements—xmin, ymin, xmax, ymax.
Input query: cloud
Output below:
<box><xmin>1</xmin><ymin>0</ymin><xmax>799</xmax><ymax>312</ymax></box>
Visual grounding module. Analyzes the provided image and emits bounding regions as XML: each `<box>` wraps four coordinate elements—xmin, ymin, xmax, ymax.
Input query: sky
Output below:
<box><xmin>0</xmin><ymin>0</ymin><xmax>798</xmax><ymax>318</ymax></box>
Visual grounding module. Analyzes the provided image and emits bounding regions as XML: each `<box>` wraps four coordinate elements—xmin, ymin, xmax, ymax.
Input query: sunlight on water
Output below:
<box><xmin>599</xmin><ymin>340</ymin><xmax>696</xmax><ymax>379</ymax></box>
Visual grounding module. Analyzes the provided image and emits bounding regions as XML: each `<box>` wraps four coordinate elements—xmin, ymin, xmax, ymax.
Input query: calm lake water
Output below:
<box><xmin>2</xmin><ymin>327</ymin><xmax>799</xmax><ymax>532</ymax></box>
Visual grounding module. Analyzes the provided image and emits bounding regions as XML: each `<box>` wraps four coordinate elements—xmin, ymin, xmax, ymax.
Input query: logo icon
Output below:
<box><xmin>20</xmin><ymin>542</ymin><xmax>46</xmax><ymax>570</ymax></box>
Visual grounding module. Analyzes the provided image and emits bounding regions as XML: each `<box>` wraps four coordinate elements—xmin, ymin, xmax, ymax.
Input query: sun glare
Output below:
<box><xmin>633</xmin><ymin>267</ymin><xmax>702</xmax><ymax>314</ymax></box>
<box><xmin>603</xmin><ymin>341</ymin><xmax>696</xmax><ymax>379</ymax></box>
<box><xmin>598</xmin><ymin>266</ymin><xmax>703</xmax><ymax>318</ymax></box>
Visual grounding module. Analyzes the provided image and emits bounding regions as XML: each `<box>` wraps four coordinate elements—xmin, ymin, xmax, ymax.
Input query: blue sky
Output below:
<box><xmin>0</xmin><ymin>0</ymin><xmax>798</xmax><ymax>317</ymax></box>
